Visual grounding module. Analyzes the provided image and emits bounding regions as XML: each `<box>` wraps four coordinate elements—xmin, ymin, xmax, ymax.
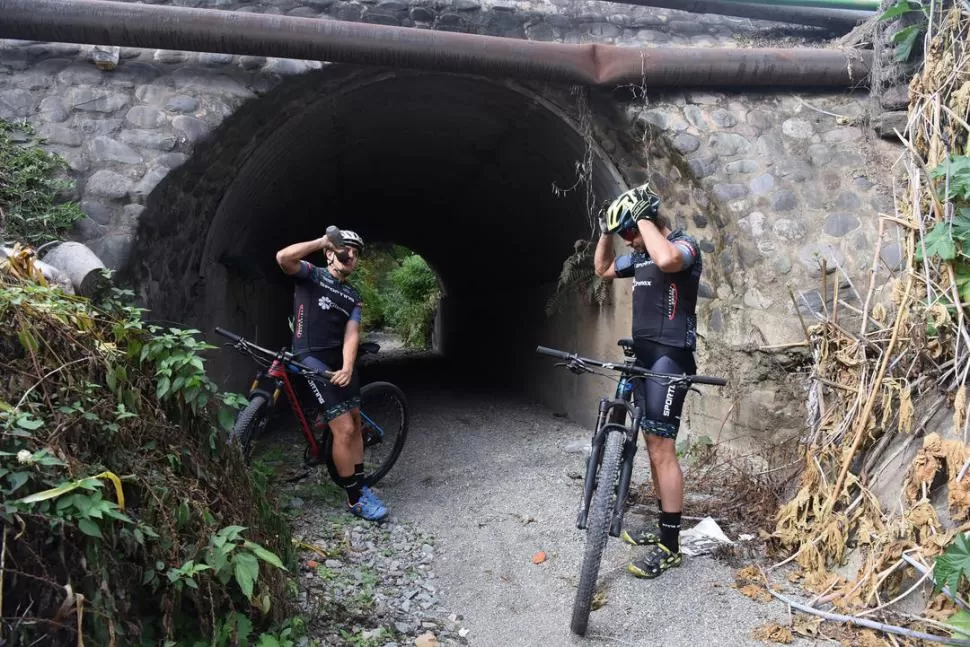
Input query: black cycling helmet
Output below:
<box><xmin>340</xmin><ymin>229</ymin><xmax>364</xmax><ymax>252</ymax></box>
<box><xmin>604</xmin><ymin>183</ymin><xmax>661</xmax><ymax>235</ymax></box>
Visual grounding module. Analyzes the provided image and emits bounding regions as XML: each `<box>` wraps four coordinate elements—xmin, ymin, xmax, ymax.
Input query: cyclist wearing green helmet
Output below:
<box><xmin>276</xmin><ymin>228</ymin><xmax>388</xmax><ymax>522</ymax></box>
<box><xmin>594</xmin><ymin>183</ymin><xmax>703</xmax><ymax>579</ymax></box>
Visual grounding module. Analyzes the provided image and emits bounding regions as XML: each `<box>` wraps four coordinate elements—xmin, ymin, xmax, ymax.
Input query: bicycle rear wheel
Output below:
<box><xmin>324</xmin><ymin>381</ymin><xmax>409</xmax><ymax>486</ymax></box>
<box><xmin>571</xmin><ymin>427</ymin><xmax>625</xmax><ymax>636</ymax></box>
<box><xmin>231</xmin><ymin>395</ymin><xmax>270</xmax><ymax>465</ymax></box>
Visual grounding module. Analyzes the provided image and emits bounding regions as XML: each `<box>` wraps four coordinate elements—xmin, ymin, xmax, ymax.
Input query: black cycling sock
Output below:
<box><xmin>337</xmin><ymin>473</ymin><xmax>361</xmax><ymax>505</ymax></box>
<box><xmin>354</xmin><ymin>463</ymin><xmax>365</xmax><ymax>489</ymax></box>
<box><xmin>659</xmin><ymin>511</ymin><xmax>682</xmax><ymax>554</ymax></box>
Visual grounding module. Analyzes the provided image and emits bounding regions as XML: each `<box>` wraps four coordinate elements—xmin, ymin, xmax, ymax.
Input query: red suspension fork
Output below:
<box><xmin>268</xmin><ymin>360</ymin><xmax>321</xmax><ymax>458</ymax></box>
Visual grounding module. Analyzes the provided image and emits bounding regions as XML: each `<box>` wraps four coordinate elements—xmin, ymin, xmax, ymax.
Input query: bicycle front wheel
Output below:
<box><xmin>325</xmin><ymin>381</ymin><xmax>409</xmax><ymax>486</ymax></box>
<box><xmin>571</xmin><ymin>428</ymin><xmax>625</xmax><ymax>636</ymax></box>
<box><xmin>231</xmin><ymin>395</ymin><xmax>269</xmax><ymax>465</ymax></box>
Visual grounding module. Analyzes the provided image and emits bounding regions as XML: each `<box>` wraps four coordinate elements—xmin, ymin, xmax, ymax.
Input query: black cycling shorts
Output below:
<box><xmin>632</xmin><ymin>339</ymin><xmax>696</xmax><ymax>440</ymax></box>
<box><xmin>298</xmin><ymin>350</ymin><xmax>361</xmax><ymax>423</ymax></box>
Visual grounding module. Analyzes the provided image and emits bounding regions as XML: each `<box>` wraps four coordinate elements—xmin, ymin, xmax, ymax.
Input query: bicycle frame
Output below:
<box><xmin>247</xmin><ymin>357</ymin><xmax>327</xmax><ymax>460</ymax></box>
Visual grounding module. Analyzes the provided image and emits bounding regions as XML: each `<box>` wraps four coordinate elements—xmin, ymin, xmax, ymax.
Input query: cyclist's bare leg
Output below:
<box><xmin>646</xmin><ymin>435</ymin><xmax>683</xmax><ymax>513</ymax></box>
<box><xmin>329</xmin><ymin>410</ymin><xmax>362</xmax><ymax>479</ymax></box>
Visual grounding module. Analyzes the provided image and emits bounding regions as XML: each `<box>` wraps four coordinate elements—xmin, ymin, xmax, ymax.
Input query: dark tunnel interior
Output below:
<box><xmin>142</xmin><ymin>71</ymin><xmax>626</xmax><ymax>397</ymax></box>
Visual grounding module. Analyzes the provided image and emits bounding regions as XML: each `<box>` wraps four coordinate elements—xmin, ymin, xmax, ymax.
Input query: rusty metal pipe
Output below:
<box><xmin>0</xmin><ymin>0</ymin><xmax>871</xmax><ymax>88</ymax></box>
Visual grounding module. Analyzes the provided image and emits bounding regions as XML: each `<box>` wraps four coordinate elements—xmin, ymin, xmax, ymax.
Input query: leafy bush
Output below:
<box><xmin>0</xmin><ymin>119</ymin><xmax>84</xmax><ymax>246</ymax></box>
<box><xmin>351</xmin><ymin>245</ymin><xmax>440</xmax><ymax>349</ymax></box>
<box><xmin>385</xmin><ymin>254</ymin><xmax>440</xmax><ymax>349</ymax></box>
<box><xmin>0</xmin><ymin>252</ymin><xmax>298</xmax><ymax>645</ymax></box>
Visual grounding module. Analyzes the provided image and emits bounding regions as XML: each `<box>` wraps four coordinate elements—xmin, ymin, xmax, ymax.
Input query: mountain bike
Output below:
<box><xmin>214</xmin><ymin>327</ymin><xmax>408</xmax><ymax>486</ymax></box>
<box><xmin>536</xmin><ymin>339</ymin><xmax>726</xmax><ymax>637</ymax></box>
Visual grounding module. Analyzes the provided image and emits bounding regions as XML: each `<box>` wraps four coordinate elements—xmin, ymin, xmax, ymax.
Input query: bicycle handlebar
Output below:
<box><xmin>213</xmin><ymin>327</ymin><xmax>335</xmax><ymax>381</ymax></box>
<box><xmin>536</xmin><ymin>345</ymin><xmax>727</xmax><ymax>387</ymax></box>
<box><xmin>214</xmin><ymin>326</ymin><xmax>243</xmax><ymax>344</ymax></box>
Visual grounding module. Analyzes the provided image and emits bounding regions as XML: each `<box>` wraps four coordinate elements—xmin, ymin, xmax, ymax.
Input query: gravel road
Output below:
<box><xmin>269</xmin><ymin>353</ymin><xmax>808</xmax><ymax>646</ymax></box>
<box><xmin>373</xmin><ymin>383</ymin><xmax>798</xmax><ymax>646</ymax></box>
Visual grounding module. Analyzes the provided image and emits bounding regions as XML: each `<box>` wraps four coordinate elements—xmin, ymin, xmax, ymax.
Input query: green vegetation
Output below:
<box><xmin>0</xmin><ymin>117</ymin><xmax>302</xmax><ymax>645</ymax></box>
<box><xmin>351</xmin><ymin>244</ymin><xmax>441</xmax><ymax>349</ymax></box>
<box><xmin>0</xmin><ymin>263</ymin><xmax>301</xmax><ymax>645</ymax></box>
<box><xmin>914</xmin><ymin>155</ymin><xmax>970</xmax><ymax>309</ymax></box>
<box><xmin>877</xmin><ymin>0</ymin><xmax>930</xmax><ymax>63</ymax></box>
<box><xmin>0</xmin><ymin>119</ymin><xmax>84</xmax><ymax>246</ymax></box>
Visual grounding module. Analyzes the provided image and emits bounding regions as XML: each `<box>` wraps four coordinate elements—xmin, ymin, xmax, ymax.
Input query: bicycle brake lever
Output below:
<box><xmin>568</xmin><ymin>359</ymin><xmax>590</xmax><ymax>375</ymax></box>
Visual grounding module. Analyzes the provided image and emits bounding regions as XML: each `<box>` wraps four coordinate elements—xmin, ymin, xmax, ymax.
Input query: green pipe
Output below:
<box><xmin>716</xmin><ymin>0</ymin><xmax>880</xmax><ymax>11</ymax></box>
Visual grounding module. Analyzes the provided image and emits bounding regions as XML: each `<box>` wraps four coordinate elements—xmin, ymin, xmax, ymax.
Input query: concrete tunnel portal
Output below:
<box><xmin>129</xmin><ymin>69</ymin><xmax>629</xmax><ymax>396</ymax></box>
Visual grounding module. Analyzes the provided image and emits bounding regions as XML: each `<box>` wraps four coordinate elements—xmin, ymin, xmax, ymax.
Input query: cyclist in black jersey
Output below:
<box><xmin>593</xmin><ymin>183</ymin><xmax>703</xmax><ymax>579</ymax></box>
<box><xmin>275</xmin><ymin>228</ymin><xmax>388</xmax><ymax>522</ymax></box>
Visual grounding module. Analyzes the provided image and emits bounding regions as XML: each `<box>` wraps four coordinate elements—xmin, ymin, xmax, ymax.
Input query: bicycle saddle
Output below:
<box><xmin>617</xmin><ymin>338</ymin><xmax>635</xmax><ymax>358</ymax></box>
<box><xmin>359</xmin><ymin>341</ymin><xmax>381</xmax><ymax>356</ymax></box>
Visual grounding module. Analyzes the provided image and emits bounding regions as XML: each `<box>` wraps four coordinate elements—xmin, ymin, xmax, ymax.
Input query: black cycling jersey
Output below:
<box><xmin>614</xmin><ymin>229</ymin><xmax>702</xmax><ymax>351</ymax></box>
<box><xmin>291</xmin><ymin>261</ymin><xmax>362</xmax><ymax>355</ymax></box>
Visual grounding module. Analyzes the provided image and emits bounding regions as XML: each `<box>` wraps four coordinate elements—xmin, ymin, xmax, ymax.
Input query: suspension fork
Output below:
<box><xmin>576</xmin><ymin>397</ymin><xmax>636</xmax><ymax>530</ymax></box>
<box><xmin>610</xmin><ymin>407</ymin><xmax>643</xmax><ymax>537</ymax></box>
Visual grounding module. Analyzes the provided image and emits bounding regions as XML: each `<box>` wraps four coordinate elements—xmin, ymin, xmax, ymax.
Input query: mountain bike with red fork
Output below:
<box><xmin>215</xmin><ymin>327</ymin><xmax>408</xmax><ymax>486</ymax></box>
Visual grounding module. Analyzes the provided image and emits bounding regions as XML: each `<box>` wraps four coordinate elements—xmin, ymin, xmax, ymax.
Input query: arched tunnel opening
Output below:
<box><xmin>130</xmin><ymin>68</ymin><xmax>630</xmax><ymax>413</ymax></box>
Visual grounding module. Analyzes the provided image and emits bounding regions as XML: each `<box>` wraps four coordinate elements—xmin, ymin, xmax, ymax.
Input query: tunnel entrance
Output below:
<box><xmin>131</xmin><ymin>68</ymin><xmax>627</xmax><ymax>398</ymax></box>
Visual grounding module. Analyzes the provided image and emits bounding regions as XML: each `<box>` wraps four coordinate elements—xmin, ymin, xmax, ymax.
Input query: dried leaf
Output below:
<box><xmin>752</xmin><ymin>622</ymin><xmax>793</xmax><ymax>644</ymax></box>
<box><xmin>792</xmin><ymin>614</ymin><xmax>821</xmax><ymax>637</ymax></box>
<box><xmin>531</xmin><ymin>551</ymin><xmax>547</xmax><ymax>564</ymax></box>
<box><xmin>899</xmin><ymin>383</ymin><xmax>914</xmax><ymax>434</ymax></box>
<box><xmin>872</xmin><ymin>302</ymin><xmax>887</xmax><ymax>323</ymax></box>
<box><xmin>738</xmin><ymin>584</ymin><xmax>772</xmax><ymax>603</ymax></box>
<box><xmin>954</xmin><ymin>385</ymin><xmax>967</xmax><ymax>437</ymax></box>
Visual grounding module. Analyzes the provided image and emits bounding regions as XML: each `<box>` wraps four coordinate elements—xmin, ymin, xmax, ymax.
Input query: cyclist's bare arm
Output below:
<box><xmin>275</xmin><ymin>236</ymin><xmax>335</xmax><ymax>275</ymax></box>
<box><xmin>343</xmin><ymin>320</ymin><xmax>360</xmax><ymax>370</ymax></box>
<box><xmin>636</xmin><ymin>220</ymin><xmax>688</xmax><ymax>273</ymax></box>
<box><xmin>331</xmin><ymin>320</ymin><xmax>360</xmax><ymax>386</ymax></box>
<box><xmin>594</xmin><ymin>234</ymin><xmax>618</xmax><ymax>279</ymax></box>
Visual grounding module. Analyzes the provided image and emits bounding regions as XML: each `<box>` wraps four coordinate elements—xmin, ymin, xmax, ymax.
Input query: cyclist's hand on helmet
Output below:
<box><xmin>605</xmin><ymin>183</ymin><xmax>660</xmax><ymax>234</ymax></box>
<box><xmin>331</xmin><ymin>366</ymin><xmax>353</xmax><ymax>388</ymax></box>
<box><xmin>630</xmin><ymin>200</ymin><xmax>659</xmax><ymax>224</ymax></box>
<box><xmin>598</xmin><ymin>214</ymin><xmax>610</xmax><ymax>236</ymax></box>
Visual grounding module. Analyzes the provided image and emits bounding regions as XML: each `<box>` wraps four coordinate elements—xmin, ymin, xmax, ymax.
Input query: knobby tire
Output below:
<box><xmin>231</xmin><ymin>395</ymin><xmax>268</xmax><ymax>465</ymax></box>
<box><xmin>571</xmin><ymin>428</ymin><xmax>625</xmax><ymax>636</ymax></box>
<box><xmin>324</xmin><ymin>381</ymin><xmax>409</xmax><ymax>486</ymax></box>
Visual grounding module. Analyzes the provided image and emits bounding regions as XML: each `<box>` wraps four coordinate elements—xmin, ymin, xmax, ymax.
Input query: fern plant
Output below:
<box><xmin>545</xmin><ymin>239</ymin><xmax>612</xmax><ymax>316</ymax></box>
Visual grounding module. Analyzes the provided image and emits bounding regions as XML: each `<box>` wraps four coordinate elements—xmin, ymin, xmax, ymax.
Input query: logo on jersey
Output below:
<box><xmin>318</xmin><ymin>295</ymin><xmax>351</xmax><ymax>317</ymax></box>
<box><xmin>633</xmin><ymin>279</ymin><xmax>652</xmax><ymax>290</ymax></box>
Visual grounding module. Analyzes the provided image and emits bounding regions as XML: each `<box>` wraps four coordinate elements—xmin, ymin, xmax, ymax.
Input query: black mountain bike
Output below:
<box><xmin>536</xmin><ymin>339</ymin><xmax>726</xmax><ymax>637</ymax></box>
<box><xmin>215</xmin><ymin>327</ymin><xmax>409</xmax><ymax>486</ymax></box>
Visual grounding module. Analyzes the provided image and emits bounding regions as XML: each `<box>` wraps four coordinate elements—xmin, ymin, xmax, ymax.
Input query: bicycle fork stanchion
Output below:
<box><xmin>577</xmin><ymin>398</ymin><xmax>610</xmax><ymax>529</ymax></box>
<box><xmin>610</xmin><ymin>406</ymin><xmax>642</xmax><ymax>537</ymax></box>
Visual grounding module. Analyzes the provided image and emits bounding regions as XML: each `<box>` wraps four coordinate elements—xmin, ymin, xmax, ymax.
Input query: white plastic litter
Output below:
<box><xmin>679</xmin><ymin>516</ymin><xmax>734</xmax><ymax>557</ymax></box>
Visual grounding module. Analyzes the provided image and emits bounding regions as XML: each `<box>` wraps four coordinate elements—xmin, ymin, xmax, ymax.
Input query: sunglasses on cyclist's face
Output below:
<box><xmin>619</xmin><ymin>228</ymin><xmax>638</xmax><ymax>243</ymax></box>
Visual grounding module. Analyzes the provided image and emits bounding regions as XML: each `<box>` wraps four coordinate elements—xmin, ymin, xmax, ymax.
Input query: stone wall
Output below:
<box><xmin>0</xmin><ymin>0</ymin><xmax>853</xmax><ymax>272</ymax></box>
<box><xmin>524</xmin><ymin>85</ymin><xmax>902</xmax><ymax>439</ymax></box>
<box><xmin>0</xmin><ymin>0</ymin><xmax>905</xmax><ymax>440</ymax></box>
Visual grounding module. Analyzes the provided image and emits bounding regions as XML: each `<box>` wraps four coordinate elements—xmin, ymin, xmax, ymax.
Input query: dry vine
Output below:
<box><xmin>768</xmin><ymin>1</ymin><xmax>970</xmax><ymax>640</ymax></box>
